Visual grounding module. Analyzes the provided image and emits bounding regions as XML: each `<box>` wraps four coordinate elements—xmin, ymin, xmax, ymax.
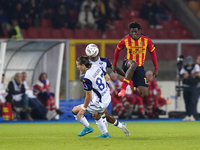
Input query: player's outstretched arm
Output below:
<box><xmin>112</xmin><ymin>47</ymin><xmax>121</xmax><ymax>72</ymax></box>
<box><xmin>150</xmin><ymin>49</ymin><xmax>158</xmax><ymax>78</ymax></box>
<box><xmin>148</xmin><ymin>39</ymin><xmax>158</xmax><ymax>78</ymax></box>
<box><xmin>113</xmin><ymin>66</ymin><xmax>125</xmax><ymax>77</ymax></box>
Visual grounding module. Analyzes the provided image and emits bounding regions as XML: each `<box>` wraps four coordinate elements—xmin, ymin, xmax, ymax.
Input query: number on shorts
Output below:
<box><xmin>144</xmin><ymin>78</ymin><xmax>148</xmax><ymax>85</ymax></box>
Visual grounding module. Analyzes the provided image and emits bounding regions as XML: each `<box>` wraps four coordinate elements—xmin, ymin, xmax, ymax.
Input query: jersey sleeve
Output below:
<box><xmin>102</xmin><ymin>69</ymin><xmax>107</xmax><ymax>76</ymax></box>
<box><xmin>147</xmin><ymin>38</ymin><xmax>155</xmax><ymax>52</ymax></box>
<box><xmin>100</xmin><ymin>57</ymin><xmax>112</xmax><ymax>68</ymax></box>
<box><xmin>194</xmin><ymin>64</ymin><xmax>200</xmax><ymax>72</ymax></box>
<box><xmin>180</xmin><ymin>68</ymin><xmax>186</xmax><ymax>75</ymax></box>
<box><xmin>117</xmin><ymin>39</ymin><xmax>125</xmax><ymax>50</ymax></box>
<box><xmin>82</xmin><ymin>78</ymin><xmax>92</xmax><ymax>91</ymax></box>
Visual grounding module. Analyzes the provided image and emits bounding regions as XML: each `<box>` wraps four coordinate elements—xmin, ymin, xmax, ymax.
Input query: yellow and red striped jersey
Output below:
<box><xmin>117</xmin><ymin>34</ymin><xmax>155</xmax><ymax>66</ymax></box>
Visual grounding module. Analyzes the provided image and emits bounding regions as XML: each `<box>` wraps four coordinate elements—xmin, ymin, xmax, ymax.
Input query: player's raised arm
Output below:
<box><xmin>112</xmin><ymin>39</ymin><xmax>125</xmax><ymax>72</ymax></box>
<box><xmin>148</xmin><ymin>39</ymin><xmax>158</xmax><ymax>78</ymax></box>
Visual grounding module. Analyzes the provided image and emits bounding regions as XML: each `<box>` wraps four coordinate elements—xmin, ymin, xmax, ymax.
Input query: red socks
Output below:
<box><xmin>121</xmin><ymin>78</ymin><xmax>131</xmax><ymax>90</ymax></box>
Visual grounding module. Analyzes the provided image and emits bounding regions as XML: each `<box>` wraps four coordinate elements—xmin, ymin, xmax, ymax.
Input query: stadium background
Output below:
<box><xmin>0</xmin><ymin>0</ymin><xmax>200</xmax><ymax>120</ymax></box>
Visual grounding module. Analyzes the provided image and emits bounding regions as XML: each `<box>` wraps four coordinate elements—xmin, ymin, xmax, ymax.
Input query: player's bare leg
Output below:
<box><xmin>119</xmin><ymin>60</ymin><xmax>137</xmax><ymax>97</ymax></box>
<box><xmin>137</xmin><ymin>86</ymin><xmax>149</xmax><ymax>98</ymax></box>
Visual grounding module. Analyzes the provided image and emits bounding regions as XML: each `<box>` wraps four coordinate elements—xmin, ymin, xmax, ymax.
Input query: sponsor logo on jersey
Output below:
<box><xmin>84</xmin><ymin>83</ymin><xmax>88</xmax><ymax>89</ymax></box>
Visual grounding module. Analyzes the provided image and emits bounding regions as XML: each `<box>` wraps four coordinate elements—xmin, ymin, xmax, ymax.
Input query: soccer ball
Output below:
<box><xmin>85</xmin><ymin>44</ymin><xmax>99</xmax><ymax>57</ymax></box>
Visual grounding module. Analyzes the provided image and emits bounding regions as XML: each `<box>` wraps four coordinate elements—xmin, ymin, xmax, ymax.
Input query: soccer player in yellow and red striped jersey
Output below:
<box><xmin>112</xmin><ymin>21</ymin><xmax>158</xmax><ymax>98</ymax></box>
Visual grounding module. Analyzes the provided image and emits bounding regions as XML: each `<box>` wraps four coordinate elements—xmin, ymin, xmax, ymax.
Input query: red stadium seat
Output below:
<box><xmin>160</xmin><ymin>20</ymin><xmax>171</xmax><ymax>31</ymax></box>
<box><xmin>168</xmin><ymin>29</ymin><xmax>181</xmax><ymax>39</ymax></box>
<box><xmin>121</xmin><ymin>29</ymin><xmax>129</xmax><ymax>37</ymax></box>
<box><xmin>50</xmin><ymin>29</ymin><xmax>62</xmax><ymax>39</ymax></box>
<box><xmin>145</xmin><ymin>29</ymin><xmax>156</xmax><ymax>39</ymax></box>
<box><xmin>20</xmin><ymin>29</ymin><xmax>28</xmax><ymax>39</ymax></box>
<box><xmin>127</xmin><ymin>10</ymin><xmax>139</xmax><ymax>19</ymax></box>
<box><xmin>2</xmin><ymin>29</ymin><xmax>8</xmax><ymax>38</ymax></box>
<box><xmin>61</xmin><ymin>28</ymin><xmax>74</xmax><ymax>39</ymax></box>
<box><xmin>112</xmin><ymin>20</ymin><xmax>124</xmax><ymax>31</ymax></box>
<box><xmin>119</xmin><ymin>8</ymin><xmax>129</xmax><ymax>20</ymax></box>
<box><xmin>39</xmin><ymin>28</ymin><xmax>51</xmax><ymax>39</ymax></box>
<box><xmin>105</xmin><ymin>44</ymin><xmax>117</xmax><ymax>59</ymax></box>
<box><xmin>105</xmin><ymin>30</ymin><xmax>121</xmax><ymax>39</ymax></box>
<box><xmin>180</xmin><ymin>29</ymin><xmax>192</xmax><ymax>39</ymax></box>
<box><xmin>41</xmin><ymin>19</ymin><xmax>52</xmax><ymax>28</ymax></box>
<box><xmin>85</xmin><ymin>29</ymin><xmax>98</xmax><ymax>39</ymax></box>
<box><xmin>171</xmin><ymin>20</ymin><xmax>183</xmax><ymax>29</ymax></box>
<box><xmin>76</xmin><ymin>44</ymin><xmax>88</xmax><ymax>59</ymax></box>
<box><xmin>131</xmin><ymin>0</ymin><xmax>145</xmax><ymax>11</ymax></box>
<box><xmin>140</xmin><ymin>19</ymin><xmax>149</xmax><ymax>30</ymax></box>
<box><xmin>156</xmin><ymin>29</ymin><xmax>169</xmax><ymax>39</ymax></box>
<box><xmin>27</xmin><ymin>27</ymin><xmax>39</xmax><ymax>39</ymax></box>
<box><xmin>74</xmin><ymin>29</ymin><xmax>85</xmax><ymax>39</ymax></box>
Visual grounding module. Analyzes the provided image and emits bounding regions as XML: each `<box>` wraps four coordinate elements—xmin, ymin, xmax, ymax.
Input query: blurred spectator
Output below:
<box><xmin>1</xmin><ymin>74</ymin><xmax>4</xmax><ymax>91</ymax></box>
<box><xmin>22</xmin><ymin>72</ymin><xmax>56</xmax><ymax>120</ymax></box>
<box><xmin>1</xmin><ymin>74</ymin><xmax>14</xmax><ymax>121</ymax></box>
<box><xmin>33</xmin><ymin>72</ymin><xmax>64</xmax><ymax>115</ymax></box>
<box><xmin>180</xmin><ymin>56</ymin><xmax>200</xmax><ymax>121</ymax></box>
<box><xmin>140</xmin><ymin>0</ymin><xmax>157</xmax><ymax>29</ymax></box>
<box><xmin>22</xmin><ymin>72</ymin><xmax>36</xmax><ymax>98</ymax></box>
<box><xmin>7</xmin><ymin>73</ymin><xmax>33</xmax><ymax>121</ymax></box>
<box><xmin>78</xmin><ymin>5</ymin><xmax>96</xmax><ymax>29</ymax></box>
<box><xmin>144</xmin><ymin>71</ymin><xmax>170</xmax><ymax>118</ymax></box>
<box><xmin>118</xmin><ymin>75</ymin><xmax>146</xmax><ymax>119</ymax></box>
<box><xmin>8</xmin><ymin>19</ymin><xmax>23</xmax><ymax>40</ymax></box>
<box><xmin>108</xmin><ymin>73</ymin><xmax>145</xmax><ymax>119</ymax></box>
<box><xmin>108</xmin><ymin>73</ymin><xmax>132</xmax><ymax>119</ymax></box>
<box><xmin>27</xmin><ymin>0</ymin><xmax>41</xmax><ymax>27</ymax></box>
<box><xmin>96</xmin><ymin>0</ymin><xmax>106</xmax><ymax>15</ymax></box>
<box><xmin>151</xmin><ymin>0</ymin><xmax>171</xmax><ymax>29</ymax></box>
<box><xmin>53</xmin><ymin>4</ymin><xmax>74</xmax><ymax>29</ymax></box>
<box><xmin>0</xmin><ymin>74</ymin><xmax>6</xmax><ymax>104</ymax></box>
<box><xmin>104</xmin><ymin>0</ymin><xmax>122</xmax><ymax>21</ymax></box>
<box><xmin>10</xmin><ymin>2</ymin><xmax>29</xmax><ymax>29</ymax></box>
<box><xmin>0</xmin><ymin>7</ymin><xmax>12</xmax><ymax>36</ymax></box>
<box><xmin>93</xmin><ymin>1</ymin><xmax>107</xmax><ymax>38</ymax></box>
<box><xmin>81</xmin><ymin>0</ymin><xmax>96</xmax><ymax>11</ymax></box>
<box><xmin>117</xmin><ymin>0</ymin><xmax>131</xmax><ymax>9</ymax></box>
<box><xmin>37</xmin><ymin>0</ymin><xmax>53</xmax><ymax>20</ymax></box>
<box><xmin>196</xmin><ymin>55</ymin><xmax>200</xmax><ymax>114</ymax></box>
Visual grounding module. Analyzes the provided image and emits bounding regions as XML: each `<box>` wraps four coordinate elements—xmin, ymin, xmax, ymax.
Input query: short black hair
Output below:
<box><xmin>128</xmin><ymin>21</ymin><xmax>141</xmax><ymax>30</ymax></box>
<box><xmin>76</xmin><ymin>56</ymin><xmax>92</xmax><ymax>68</ymax></box>
<box><xmin>2</xmin><ymin>74</ymin><xmax>4</xmax><ymax>76</ymax></box>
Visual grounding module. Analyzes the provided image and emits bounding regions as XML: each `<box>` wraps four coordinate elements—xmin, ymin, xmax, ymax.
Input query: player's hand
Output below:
<box><xmin>184</xmin><ymin>73</ymin><xmax>189</xmax><ymax>78</ymax></box>
<box><xmin>153</xmin><ymin>69</ymin><xmax>158</xmax><ymax>78</ymax></box>
<box><xmin>77</xmin><ymin>109</ymin><xmax>85</xmax><ymax>119</ymax></box>
<box><xmin>112</xmin><ymin>65</ymin><xmax>117</xmax><ymax>73</ymax></box>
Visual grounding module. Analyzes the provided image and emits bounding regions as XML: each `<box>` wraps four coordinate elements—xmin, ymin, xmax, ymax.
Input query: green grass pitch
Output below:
<box><xmin>0</xmin><ymin>122</ymin><xmax>200</xmax><ymax>150</ymax></box>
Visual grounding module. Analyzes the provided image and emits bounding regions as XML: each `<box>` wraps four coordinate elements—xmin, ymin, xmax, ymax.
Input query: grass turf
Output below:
<box><xmin>0</xmin><ymin>122</ymin><xmax>200</xmax><ymax>150</ymax></box>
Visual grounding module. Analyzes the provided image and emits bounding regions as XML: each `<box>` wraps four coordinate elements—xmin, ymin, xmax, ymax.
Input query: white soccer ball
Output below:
<box><xmin>85</xmin><ymin>44</ymin><xmax>99</xmax><ymax>57</ymax></box>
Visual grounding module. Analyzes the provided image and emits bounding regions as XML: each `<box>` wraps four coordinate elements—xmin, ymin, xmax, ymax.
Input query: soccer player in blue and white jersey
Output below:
<box><xmin>72</xmin><ymin>56</ymin><xmax>111</xmax><ymax>138</ymax></box>
<box><xmin>83</xmin><ymin>44</ymin><xmax>130</xmax><ymax>136</ymax></box>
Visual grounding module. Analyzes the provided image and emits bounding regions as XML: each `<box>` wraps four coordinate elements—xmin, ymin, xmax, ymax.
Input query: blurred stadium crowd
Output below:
<box><xmin>0</xmin><ymin>0</ymin><xmax>193</xmax><ymax>39</ymax></box>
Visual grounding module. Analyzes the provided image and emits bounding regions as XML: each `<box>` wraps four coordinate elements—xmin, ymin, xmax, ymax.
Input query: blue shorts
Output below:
<box><xmin>122</xmin><ymin>60</ymin><xmax>148</xmax><ymax>88</ymax></box>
